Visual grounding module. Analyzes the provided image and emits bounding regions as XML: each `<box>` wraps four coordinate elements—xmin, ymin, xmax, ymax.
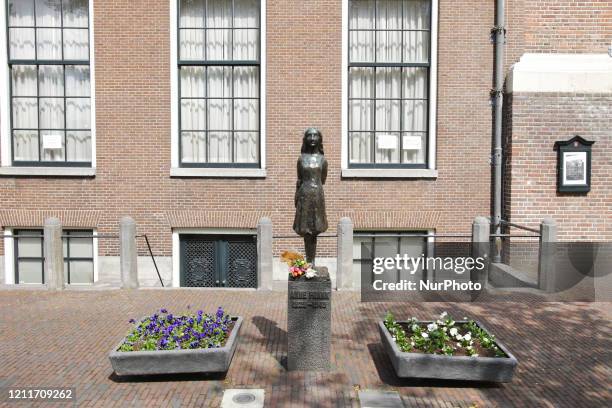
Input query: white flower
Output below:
<box><xmin>410</xmin><ymin>341</ymin><xmax>415</xmax><ymax>347</ymax></box>
<box><xmin>456</xmin><ymin>342</ymin><xmax>461</xmax><ymax>347</ymax></box>
<box><xmin>449</xmin><ymin>328</ymin><xmax>458</xmax><ymax>336</ymax></box>
<box><xmin>440</xmin><ymin>311</ymin><xmax>448</xmax><ymax>319</ymax></box>
<box><xmin>442</xmin><ymin>327</ymin><xmax>448</xmax><ymax>332</ymax></box>
<box><xmin>304</xmin><ymin>268</ymin><xmax>318</xmax><ymax>279</ymax></box>
<box><xmin>456</xmin><ymin>334</ymin><xmax>463</xmax><ymax>341</ymax></box>
<box><xmin>464</xmin><ymin>333</ymin><xmax>472</xmax><ymax>342</ymax></box>
<box><xmin>421</xmin><ymin>332</ymin><xmax>429</xmax><ymax>339</ymax></box>
<box><xmin>411</xmin><ymin>324</ymin><xmax>419</xmax><ymax>332</ymax></box>
<box><xmin>471</xmin><ymin>354</ymin><xmax>479</xmax><ymax>358</ymax></box>
<box><xmin>427</xmin><ymin>323</ymin><xmax>438</xmax><ymax>332</ymax></box>
<box><xmin>466</xmin><ymin>345</ymin><xmax>473</xmax><ymax>351</ymax></box>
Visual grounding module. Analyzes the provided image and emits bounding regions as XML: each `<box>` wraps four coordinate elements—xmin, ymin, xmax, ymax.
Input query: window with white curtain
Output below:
<box><xmin>348</xmin><ymin>0</ymin><xmax>430</xmax><ymax>167</ymax></box>
<box><xmin>7</xmin><ymin>0</ymin><xmax>91</xmax><ymax>166</ymax></box>
<box><xmin>179</xmin><ymin>0</ymin><xmax>260</xmax><ymax>166</ymax></box>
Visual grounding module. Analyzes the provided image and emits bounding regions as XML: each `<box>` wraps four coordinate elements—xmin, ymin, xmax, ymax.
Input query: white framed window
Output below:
<box><xmin>3</xmin><ymin>227</ymin><xmax>98</xmax><ymax>285</ymax></box>
<box><xmin>170</xmin><ymin>0</ymin><xmax>266</xmax><ymax>178</ymax></box>
<box><xmin>353</xmin><ymin>230</ymin><xmax>434</xmax><ymax>288</ymax></box>
<box><xmin>0</xmin><ymin>0</ymin><xmax>96</xmax><ymax>176</ymax></box>
<box><xmin>341</xmin><ymin>0</ymin><xmax>437</xmax><ymax>178</ymax></box>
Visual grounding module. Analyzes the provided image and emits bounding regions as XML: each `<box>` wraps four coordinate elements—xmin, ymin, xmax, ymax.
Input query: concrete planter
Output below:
<box><xmin>378</xmin><ymin>320</ymin><xmax>518</xmax><ymax>382</ymax></box>
<box><xmin>109</xmin><ymin>317</ymin><xmax>242</xmax><ymax>376</ymax></box>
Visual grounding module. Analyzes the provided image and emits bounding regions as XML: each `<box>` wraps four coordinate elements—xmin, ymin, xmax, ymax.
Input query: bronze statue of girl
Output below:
<box><xmin>293</xmin><ymin>128</ymin><xmax>328</xmax><ymax>264</ymax></box>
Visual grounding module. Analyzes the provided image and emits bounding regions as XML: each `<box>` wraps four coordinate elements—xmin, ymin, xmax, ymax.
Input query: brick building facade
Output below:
<box><xmin>0</xmin><ymin>0</ymin><xmax>610</xmax><ymax>288</ymax></box>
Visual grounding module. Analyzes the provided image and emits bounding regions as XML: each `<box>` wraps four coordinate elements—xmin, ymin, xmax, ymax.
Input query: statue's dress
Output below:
<box><xmin>293</xmin><ymin>154</ymin><xmax>328</xmax><ymax>236</ymax></box>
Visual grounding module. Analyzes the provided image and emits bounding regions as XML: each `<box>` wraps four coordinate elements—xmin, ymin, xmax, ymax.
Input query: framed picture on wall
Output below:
<box><xmin>554</xmin><ymin>136</ymin><xmax>594</xmax><ymax>193</ymax></box>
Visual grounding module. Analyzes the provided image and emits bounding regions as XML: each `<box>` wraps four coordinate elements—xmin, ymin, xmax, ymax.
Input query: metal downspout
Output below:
<box><xmin>492</xmin><ymin>0</ymin><xmax>506</xmax><ymax>262</ymax></box>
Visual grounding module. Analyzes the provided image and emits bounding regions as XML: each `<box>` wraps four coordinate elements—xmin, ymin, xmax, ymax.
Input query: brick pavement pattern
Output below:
<box><xmin>0</xmin><ymin>290</ymin><xmax>610</xmax><ymax>407</ymax></box>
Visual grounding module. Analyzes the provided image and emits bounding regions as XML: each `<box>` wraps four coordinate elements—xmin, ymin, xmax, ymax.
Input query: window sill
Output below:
<box><xmin>341</xmin><ymin>168</ymin><xmax>438</xmax><ymax>179</ymax></box>
<box><xmin>170</xmin><ymin>167</ymin><xmax>267</xmax><ymax>178</ymax></box>
<box><xmin>0</xmin><ymin>166</ymin><xmax>96</xmax><ymax>177</ymax></box>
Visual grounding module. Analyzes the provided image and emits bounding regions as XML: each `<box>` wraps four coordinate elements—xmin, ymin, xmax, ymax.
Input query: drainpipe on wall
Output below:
<box><xmin>492</xmin><ymin>0</ymin><xmax>506</xmax><ymax>263</ymax></box>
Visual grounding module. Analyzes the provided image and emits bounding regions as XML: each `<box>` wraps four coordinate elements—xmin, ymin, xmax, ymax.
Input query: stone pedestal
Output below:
<box><xmin>287</xmin><ymin>267</ymin><xmax>331</xmax><ymax>371</ymax></box>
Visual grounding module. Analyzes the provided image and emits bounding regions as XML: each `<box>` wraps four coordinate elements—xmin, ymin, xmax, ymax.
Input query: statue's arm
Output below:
<box><xmin>295</xmin><ymin>158</ymin><xmax>302</xmax><ymax>207</ymax></box>
<box><xmin>322</xmin><ymin>157</ymin><xmax>328</xmax><ymax>185</ymax></box>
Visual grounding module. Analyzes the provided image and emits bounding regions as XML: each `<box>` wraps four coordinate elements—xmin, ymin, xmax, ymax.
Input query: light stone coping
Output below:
<box><xmin>342</xmin><ymin>168</ymin><xmax>438</xmax><ymax>179</ymax></box>
<box><xmin>170</xmin><ymin>167</ymin><xmax>267</xmax><ymax>178</ymax></box>
<box><xmin>508</xmin><ymin>53</ymin><xmax>612</xmax><ymax>94</ymax></box>
<box><xmin>109</xmin><ymin>316</ymin><xmax>243</xmax><ymax>376</ymax></box>
<box><xmin>0</xmin><ymin>167</ymin><xmax>95</xmax><ymax>177</ymax></box>
<box><xmin>379</xmin><ymin>320</ymin><xmax>518</xmax><ymax>382</ymax></box>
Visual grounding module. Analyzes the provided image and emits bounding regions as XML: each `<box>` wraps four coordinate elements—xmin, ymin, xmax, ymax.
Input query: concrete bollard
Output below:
<box><xmin>336</xmin><ymin>217</ymin><xmax>353</xmax><ymax>290</ymax></box>
<box><xmin>538</xmin><ymin>218</ymin><xmax>557</xmax><ymax>293</ymax></box>
<box><xmin>471</xmin><ymin>217</ymin><xmax>491</xmax><ymax>293</ymax></box>
<box><xmin>257</xmin><ymin>217</ymin><xmax>273</xmax><ymax>290</ymax></box>
<box><xmin>120</xmin><ymin>216</ymin><xmax>139</xmax><ymax>289</ymax></box>
<box><xmin>44</xmin><ymin>217</ymin><xmax>64</xmax><ymax>290</ymax></box>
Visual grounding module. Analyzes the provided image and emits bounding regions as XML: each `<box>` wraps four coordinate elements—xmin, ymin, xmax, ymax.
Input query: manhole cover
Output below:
<box><xmin>232</xmin><ymin>392</ymin><xmax>257</xmax><ymax>404</ymax></box>
<box><xmin>221</xmin><ymin>388</ymin><xmax>264</xmax><ymax>408</ymax></box>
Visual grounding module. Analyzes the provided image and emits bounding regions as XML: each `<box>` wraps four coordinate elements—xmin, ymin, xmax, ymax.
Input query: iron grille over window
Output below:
<box><xmin>7</xmin><ymin>0</ymin><xmax>91</xmax><ymax>166</ymax></box>
<box><xmin>348</xmin><ymin>0</ymin><xmax>431</xmax><ymax>168</ymax></box>
<box><xmin>178</xmin><ymin>0</ymin><xmax>260</xmax><ymax>167</ymax></box>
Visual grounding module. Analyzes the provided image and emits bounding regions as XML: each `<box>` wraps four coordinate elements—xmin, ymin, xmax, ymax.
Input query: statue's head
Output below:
<box><xmin>301</xmin><ymin>128</ymin><xmax>324</xmax><ymax>154</ymax></box>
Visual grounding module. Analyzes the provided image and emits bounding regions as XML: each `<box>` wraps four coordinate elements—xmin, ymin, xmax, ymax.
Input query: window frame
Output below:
<box><xmin>341</xmin><ymin>0</ymin><xmax>438</xmax><ymax>177</ymax></box>
<box><xmin>353</xmin><ymin>230</ymin><xmax>435</xmax><ymax>287</ymax></box>
<box><xmin>14</xmin><ymin>229</ymin><xmax>45</xmax><ymax>284</ymax></box>
<box><xmin>175</xmin><ymin>0</ymin><xmax>264</xmax><ymax>170</ymax></box>
<box><xmin>7</xmin><ymin>227</ymin><xmax>96</xmax><ymax>285</ymax></box>
<box><xmin>62</xmin><ymin>229</ymin><xmax>95</xmax><ymax>284</ymax></box>
<box><xmin>0</xmin><ymin>0</ymin><xmax>96</xmax><ymax>171</ymax></box>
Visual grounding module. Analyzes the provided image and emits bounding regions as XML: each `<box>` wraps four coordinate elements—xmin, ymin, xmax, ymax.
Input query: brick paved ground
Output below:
<box><xmin>0</xmin><ymin>290</ymin><xmax>610</xmax><ymax>407</ymax></box>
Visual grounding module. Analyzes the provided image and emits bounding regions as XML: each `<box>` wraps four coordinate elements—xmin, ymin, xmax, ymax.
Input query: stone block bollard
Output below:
<box><xmin>471</xmin><ymin>217</ymin><xmax>491</xmax><ymax>294</ymax></box>
<box><xmin>44</xmin><ymin>217</ymin><xmax>64</xmax><ymax>290</ymax></box>
<box><xmin>538</xmin><ymin>218</ymin><xmax>557</xmax><ymax>293</ymax></box>
<box><xmin>120</xmin><ymin>216</ymin><xmax>139</xmax><ymax>289</ymax></box>
<box><xmin>336</xmin><ymin>217</ymin><xmax>353</xmax><ymax>290</ymax></box>
<box><xmin>257</xmin><ymin>217</ymin><xmax>273</xmax><ymax>290</ymax></box>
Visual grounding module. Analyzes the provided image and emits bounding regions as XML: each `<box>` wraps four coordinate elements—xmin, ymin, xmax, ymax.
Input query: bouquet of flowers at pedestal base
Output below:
<box><xmin>281</xmin><ymin>250</ymin><xmax>318</xmax><ymax>279</ymax></box>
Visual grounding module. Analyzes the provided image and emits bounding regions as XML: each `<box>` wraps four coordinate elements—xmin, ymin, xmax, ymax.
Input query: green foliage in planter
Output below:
<box><xmin>384</xmin><ymin>311</ymin><xmax>506</xmax><ymax>358</ymax></box>
<box><xmin>118</xmin><ymin>307</ymin><xmax>233</xmax><ymax>352</ymax></box>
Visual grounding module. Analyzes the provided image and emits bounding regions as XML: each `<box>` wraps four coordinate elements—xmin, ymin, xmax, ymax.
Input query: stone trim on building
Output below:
<box><xmin>339</xmin><ymin>211</ymin><xmax>441</xmax><ymax>231</ymax></box>
<box><xmin>165</xmin><ymin>211</ymin><xmax>272</xmax><ymax>229</ymax></box>
<box><xmin>0</xmin><ymin>210</ymin><xmax>102</xmax><ymax>228</ymax></box>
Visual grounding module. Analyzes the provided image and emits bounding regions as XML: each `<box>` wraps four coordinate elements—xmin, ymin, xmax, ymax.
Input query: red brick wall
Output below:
<box><xmin>0</xmin><ymin>0</ymin><xmax>496</xmax><ymax>259</ymax></box>
<box><xmin>504</xmin><ymin>93</ymin><xmax>612</xmax><ymax>241</ymax></box>
<box><xmin>502</xmin><ymin>1</ymin><xmax>612</xmax><ymax>242</ymax></box>
<box><xmin>506</xmin><ymin>0</ymin><xmax>612</xmax><ymax>66</ymax></box>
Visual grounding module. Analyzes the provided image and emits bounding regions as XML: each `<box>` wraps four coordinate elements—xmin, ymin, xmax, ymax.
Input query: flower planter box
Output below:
<box><xmin>378</xmin><ymin>320</ymin><xmax>518</xmax><ymax>382</ymax></box>
<box><xmin>109</xmin><ymin>317</ymin><xmax>242</xmax><ymax>376</ymax></box>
